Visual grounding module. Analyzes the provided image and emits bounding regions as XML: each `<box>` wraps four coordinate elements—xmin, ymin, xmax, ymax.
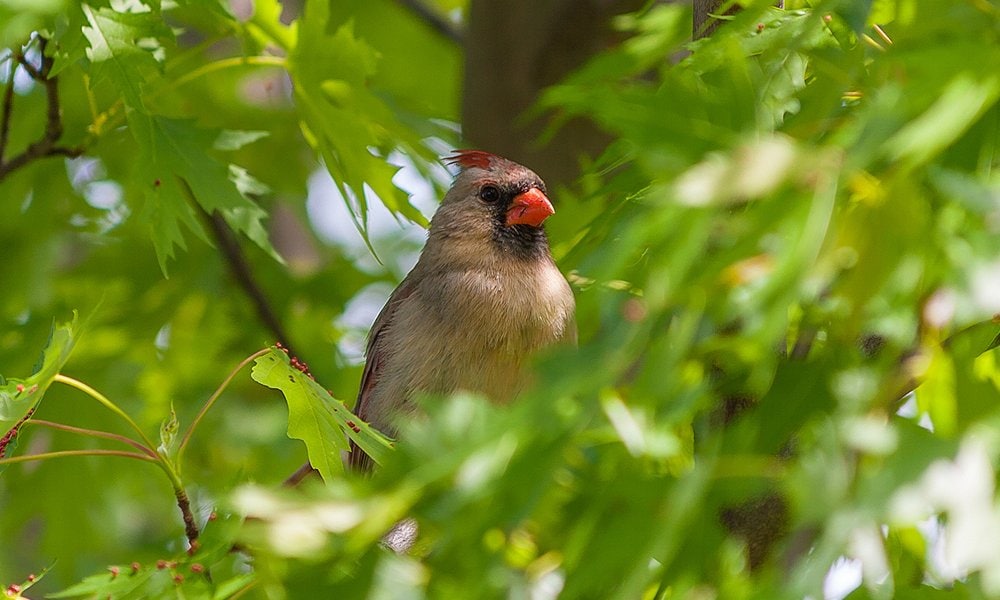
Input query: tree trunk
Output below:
<box><xmin>462</xmin><ymin>0</ymin><xmax>645</xmax><ymax>187</ymax></box>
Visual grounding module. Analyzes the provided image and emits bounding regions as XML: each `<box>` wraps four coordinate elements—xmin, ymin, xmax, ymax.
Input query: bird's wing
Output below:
<box><xmin>348</xmin><ymin>277</ymin><xmax>416</xmax><ymax>471</ymax></box>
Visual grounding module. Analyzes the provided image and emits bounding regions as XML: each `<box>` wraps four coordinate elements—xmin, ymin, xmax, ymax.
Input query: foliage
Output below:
<box><xmin>2</xmin><ymin>0</ymin><xmax>1000</xmax><ymax>598</ymax></box>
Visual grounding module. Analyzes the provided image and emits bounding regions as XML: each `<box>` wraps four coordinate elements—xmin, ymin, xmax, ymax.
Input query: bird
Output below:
<box><xmin>348</xmin><ymin>150</ymin><xmax>576</xmax><ymax>471</ymax></box>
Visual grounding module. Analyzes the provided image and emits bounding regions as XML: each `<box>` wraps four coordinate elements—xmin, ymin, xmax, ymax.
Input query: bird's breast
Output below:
<box><xmin>383</xmin><ymin>260</ymin><xmax>573</xmax><ymax>402</ymax></box>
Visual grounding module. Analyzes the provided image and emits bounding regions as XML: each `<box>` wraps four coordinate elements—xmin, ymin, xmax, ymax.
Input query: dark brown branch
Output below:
<box><xmin>201</xmin><ymin>209</ymin><xmax>297</xmax><ymax>356</ymax></box>
<box><xmin>693</xmin><ymin>0</ymin><xmax>785</xmax><ymax>40</ymax></box>
<box><xmin>283</xmin><ymin>462</ymin><xmax>318</xmax><ymax>487</ymax></box>
<box><xmin>174</xmin><ymin>486</ymin><xmax>200</xmax><ymax>546</ymax></box>
<box><xmin>694</xmin><ymin>0</ymin><xmax>728</xmax><ymax>39</ymax></box>
<box><xmin>395</xmin><ymin>0</ymin><xmax>463</xmax><ymax>44</ymax></box>
<box><xmin>0</xmin><ymin>56</ymin><xmax>15</xmax><ymax>165</ymax></box>
<box><xmin>0</xmin><ymin>37</ymin><xmax>84</xmax><ymax>182</ymax></box>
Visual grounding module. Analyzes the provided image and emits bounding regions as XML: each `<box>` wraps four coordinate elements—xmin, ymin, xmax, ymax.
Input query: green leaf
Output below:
<box><xmin>50</xmin><ymin>566</ymin><xmax>159</xmax><ymax>599</ymax></box>
<box><xmin>288</xmin><ymin>1</ymin><xmax>429</xmax><ymax>236</ymax></box>
<box><xmin>52</xmin><ymin>511</ymin><xmax>252</xmax><ymax>599</ymax></box>
<box><xmin>887</xmin><ymin>73</ymin><xmax>1000</xmax><ymax>167</ymax></box>
<box><xmin>250</xmin><ymin>347</ymin><xmax>393</xmax><ymax>480</ymax></box>
<box><xmin>213</xmin><ymin>130</ymin><xmax>270</xmax><ymax>152</ymax></box>
<box><xmin>0</xmin><ymin>314</ymin><xmax>79</xmax><ymax>453</ymax></box>
<box><xmin>0</xmin><ymin>0</ymin><xmax>68</xmax><ymax>47</ymax></box>
<box><xmin>917</xmin><ymin>346</ymin><xmax>958</xmax><ymax>438</ymax></box>
<box><xmin>191</xmin><ymin>510</ymin><xmax>245</xmax><ymax>566</ymax></box>
<box><xmin>129</xmin><ymin>115</ymin><xmax>282</xmax><ymax>275</ymax></box>
<box><xmin>81</xmin><ymin>2</ymin><xmax>172</xmax><ymax>110</ymax></box>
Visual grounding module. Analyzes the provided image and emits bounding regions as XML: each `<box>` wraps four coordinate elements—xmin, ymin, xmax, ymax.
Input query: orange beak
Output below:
<box><xmin>505</xmin><ymin>188</ymin><xmax>554</xmax><ymax>227</ymax></box>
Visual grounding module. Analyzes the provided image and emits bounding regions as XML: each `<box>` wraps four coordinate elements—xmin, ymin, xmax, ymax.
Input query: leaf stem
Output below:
<box><xmin>167</xmin><ymin>55</ymin><xmax>286</xmax><ymax>93</ymax></box>
<box><xmin>89</xmin><ymin>55</ymin><xmax>286</xmax><ymax>139</ymax></box>
<box><xmin>25</xmin><ymin>419</ymin><xmax>157</xmax><ymax>458</ymax></box>
<box><xmin>176</xmin><ymin>348</ymin><xmax>271</xmax><ymax>469</ymax></box>
<box><xmin>53</xmin><ymin>374</ymin><xmax>158</xmax><ymax>452</ymax></box>
<box><xmin>0</xmin><ymin>449</ymin><xmax>157</xmax><ymax>465</ymax></box>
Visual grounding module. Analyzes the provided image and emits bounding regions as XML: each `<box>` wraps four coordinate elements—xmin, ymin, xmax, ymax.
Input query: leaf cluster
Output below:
<box><xmin>2</xmin><ymin>0</ymin><xmax>1000</xmax><ymax>599</ymax></box>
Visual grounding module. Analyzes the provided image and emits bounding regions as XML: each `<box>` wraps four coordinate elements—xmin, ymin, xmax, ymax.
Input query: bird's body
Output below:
<box><xmin>349</xmin><ymin>151</ymin><xmax>575</xmax><ymax>470</ymax></box>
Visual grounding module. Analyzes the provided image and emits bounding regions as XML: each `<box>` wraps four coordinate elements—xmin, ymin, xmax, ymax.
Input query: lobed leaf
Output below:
<box><xmin>288</xmin><ymin>0</ymin><xmax>430</xmax><ymax>238</ymax></box>
<box><xmin>81</xmin><ymin>2</ymin><xmax>172</xmax><ymax>110</ymax></box>
<box><xmin>129</xmin><ymin>115</ymin><xmax>282</xmax><ymax>275</ymax></box>
<box><xmin>250</xmin><ymin>347</ymin><xmax>393</xmax><ymax>480</ymax></box>
<box><xmin>0</xmin><ymin>314</ymin><xmax>79</xmax><ymax>462</ymax></box>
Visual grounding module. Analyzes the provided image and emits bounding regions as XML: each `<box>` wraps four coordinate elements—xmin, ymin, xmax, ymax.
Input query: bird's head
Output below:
<box><xmin>430</xmin><ymin>150</ymin><xmax>555</xmax><ymax>260</ymax></box>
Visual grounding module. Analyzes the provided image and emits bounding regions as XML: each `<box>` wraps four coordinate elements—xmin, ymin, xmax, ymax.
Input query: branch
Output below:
<box><xmin>0</xmin><ymin>449</ymin><xmax>158</xmax><ymax>466</ymax></box>
<box><xmin>283</xmin><ymin>462</ymin><xmax>318</xmax><ymax>487</ymax></box>
<box><xmin>54</xmin><ymin>374</ymin><xmax>159</xmax><ymax>452</ymax></box>
<box><xmin>201</xmin><ymin>209</ymin><xmax>297</xmax><ymax>356</ymax></box>
<box><xmin>175</xmin><ymin>486</ymin><xmax>200</xmax><ymax>546</ymax></box>
<box><xmin>395</xmin><ymin>0</ymin><xmax>463</xmax><ymax>44</ymax></box>
<box><xmin>26</xmin><ymin>419</ymin><xmax>157</xmax><ymax>458</ymax></box>
<box><xmin>0</xmin><ymin>37</ymin><xmax>84</xmax><ymax>183</ymax></box>
<box><xmin>693</xmin><ymin>1</ymin><xmax>785</xmax><ymax>40</ymax></box>
<box><xmin>0</xmin><ymin>56</ymin><xmax>15</xmax><ymax>165</ymax></box>
<box><xmin>176</xmin><ymin>348</ymin><xmax>270</xmax><ymax>467</ymax></box>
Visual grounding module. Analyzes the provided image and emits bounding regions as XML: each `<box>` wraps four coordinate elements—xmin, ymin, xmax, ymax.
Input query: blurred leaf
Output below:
<box><xmin>0</xmin><ymin>0</ymin><xmax>68</xmax><ymax>46</ymax></box>
<box><xmin>212</xmin><ymin>130</ymin><xmax>269</xmax><ymax>152</ymax></box>
<box><xmin>887</xmin><ymin>74</ymin><xmax>1000</xmax><ymax>168</ymax></box>
<box><xmin>918</xmin><ymin>346</ymin><xmax>958</xmax><ymax>438</ymax></box>
<box><xmin>50</xmin><ymin>566</ymin><xmax>159</xmax><ymax>599</ymax></box>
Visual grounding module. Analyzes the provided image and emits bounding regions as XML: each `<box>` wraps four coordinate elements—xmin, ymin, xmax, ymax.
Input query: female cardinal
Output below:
<box><xmin>349</xmin><ymin>150</ymin><xmax>576</xmax><ymax>470</ymax></box>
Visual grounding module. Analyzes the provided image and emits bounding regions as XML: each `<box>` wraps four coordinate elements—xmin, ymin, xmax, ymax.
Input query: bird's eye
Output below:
<box><xmin>478</xmin><ymin>185</ymin><xmax>501</xmax><ymax>203</ymax></box>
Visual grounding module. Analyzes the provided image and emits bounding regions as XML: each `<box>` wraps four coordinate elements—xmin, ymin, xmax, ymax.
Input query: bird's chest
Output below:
<box><xmin>431</xmin><ymin>265</ymin><xmax>566</xmax><ymax>353</ymax></box>
<box><xmin>376</xmin><ymin>261</ymin><xmax>571</xmax><ymax>411</ymax></box>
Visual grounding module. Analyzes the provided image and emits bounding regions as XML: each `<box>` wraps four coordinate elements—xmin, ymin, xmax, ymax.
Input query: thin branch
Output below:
<box><xmin>175</xmin><ymin>487</ymin><xmax>200</xmax><ymax>545</ymax></box>
<box><xmin>53</xmin><ymin>374</ymin><xmax>159</xmax><ymax>452</ymax></box>
<box><xmin>168</xmin><ymin>55</ymin><xmax>286</xmax><ymax>93</ymax></box>
<box><xmin>201</xmin><ymin>208</ymin><xmax>297</xmax><ymax>355</ymax></box>
<box><xmin>283</xmin><ymin>462</ymin><xmax>318</xmax><ymax>487</ymax></box>
<box><xmin>395</xmin><ymin>0</ymin><xmax>463</xmax><ymax>44</ymax></box>
<box><xmin>26</xmin><ymin>419</ymin><xmax>157</xmax><ymax>458</ymax></box>
<box><xmin>0</xmin><ymin>56</ymin><xmax>15</xmax><ymax>165</ymax></box>
<box><xmin>0</xmin><ymin>37</ymin><xmax>84</xmax><ymax>183</ymax></box>
<box><xmin>0</xmin><ymin>449</ymin><xmax>158</xmax><ymax>465</ymax></box>
<box><xmin>176</xmin><ymin>348</ymin><xmax>271</xmax><ymax>467</ymax></box>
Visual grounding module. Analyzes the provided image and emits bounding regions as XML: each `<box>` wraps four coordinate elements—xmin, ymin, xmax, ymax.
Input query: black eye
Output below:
<box><xmin>478</xmin><ymin>185</ymin><xmax>501</xmax><ymax>203</ymax></box>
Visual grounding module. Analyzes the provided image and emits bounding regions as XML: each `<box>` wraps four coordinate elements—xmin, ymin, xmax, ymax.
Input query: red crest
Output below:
<box><xmin>446</xmin><ymin>149</ymin><xmax>498</xmax><ymax>170</ymax></box>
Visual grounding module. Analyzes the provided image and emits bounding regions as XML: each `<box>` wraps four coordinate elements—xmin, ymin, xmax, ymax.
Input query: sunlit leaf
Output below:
<box><xmin>288</xmin><ymin>0</ymin><xmax>429</xmax><ymax>236</ymax></box>
<box><xmin>128</xmin><ymin>115</ymin><xmax>282</xmax><ymax>274</ymax></box>
<box><xmin>0</xmin><ymin>315</ymin><xmax>78</xmax><ymax>451</ymax></box>
<box><xmin>81</xmin><ymin>2</ymin><xmax>172</xmax><ymax>110</ymax></box>
<box><xmin>250</xmin><ymin>347</ymin><xmax>393</xmax><ymax>480</ymax></box>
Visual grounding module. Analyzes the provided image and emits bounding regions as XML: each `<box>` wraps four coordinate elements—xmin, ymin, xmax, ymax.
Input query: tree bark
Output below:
<box><xmin>694</xmin><ymin>1</ymin><xmax>785</xmax><ymax>39</ymax></box>
<box><xmin>463</xmin><ymin>0</ymin><xmax>646</xmax><ymax>187</ymax></box>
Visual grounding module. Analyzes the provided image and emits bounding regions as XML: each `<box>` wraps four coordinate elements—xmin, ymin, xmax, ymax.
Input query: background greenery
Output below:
<box><xmin>2</xmin><ymin>0</ymin><xmax>999</xmax><ymax>598</ymax></box>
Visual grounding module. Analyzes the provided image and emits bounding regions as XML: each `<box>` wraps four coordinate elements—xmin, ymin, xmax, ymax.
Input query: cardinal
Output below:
<box><xmin>348</xmin><ymin>150</ymin><xmax>576</xmax><ymax>470</ymax></box>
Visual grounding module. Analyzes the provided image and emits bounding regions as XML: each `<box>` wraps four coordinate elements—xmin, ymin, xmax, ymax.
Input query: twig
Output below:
<box><xmin>283</xmin><ymin>462</ymin><xmax>317</xmax><ymax>487</ymax></box>
<box><xmin>201</xmin><ymin>209</ymin><xmax>297</xmax><ymax>355</ymax></box>
<box><xmin>176</xmin><ymin>348</ymin><xmax>271</xmax><ymax>467</ymax></box>
<box><xmin>26</xmin><ymin>419</ymin><xmax>157</xmax><ymax>458</ymax></box>
<box><xmin>0</xmin><ymin>37</ymin><xmax>84</xmax><ymax>183</ymax></box>
<box><xmin>395</xmin><ymin>0</ymin><xmax>463</xmax><ymax>44</ymax></box>
<box><xmin>175</xmin><ymin>487</ymin><xmax>200</xmax><ymax>545</ymax></box>
<box><xmin>0</xmin><ymin>449</ymin><xmax>158</xmax><ymax>465</ymax></box>
<box><xmin>54</xmin><ymin>374</ymin><xmax>159</xmax><ymax>452</ymax></box>
<box><xmin>0</xmin><ymin>56</ymin><xmax>15</xmax><ymax>165</ymax></box>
